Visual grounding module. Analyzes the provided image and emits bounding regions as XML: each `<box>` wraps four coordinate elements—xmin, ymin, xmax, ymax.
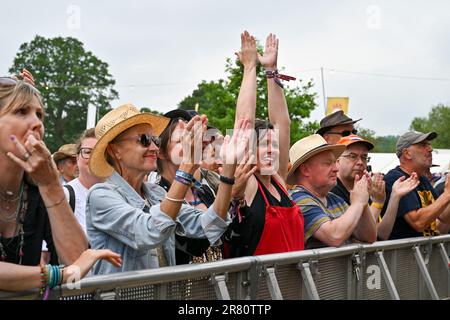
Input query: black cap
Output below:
<box><xmin>163</xmin><ymin>109</ymin><xmax>198</xmax><ymax>122</ymax></box>
<box><xmin>316</xmin><ymin>110</ymin><xmax>362</xmax><ymax>135</ymax></box>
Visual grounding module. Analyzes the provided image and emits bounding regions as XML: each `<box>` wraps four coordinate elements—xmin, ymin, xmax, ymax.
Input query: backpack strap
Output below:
<box><xmin>63</xmin><ymin>184</ymin><xmax>76</xmax><ymax>212</ymax></box>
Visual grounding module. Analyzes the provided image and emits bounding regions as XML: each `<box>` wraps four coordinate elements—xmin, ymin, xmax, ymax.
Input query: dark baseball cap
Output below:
<box><xmin>163</xmin><ymin>109</ymin><xmax>217</xmax><ymax>130</ymax></box>
<box><xmin>163</xmin><ymin>109</ymin><xmax>198</xmax><ymax>122</ymax></box>
<box><xmin>316</xmin><ymin>110</ymin><xmax>362</xmax><ymax>135</ymax></box>
<box><xmin>395</xmin><ymin>131</ymin><xmax>437</xmax><ymax>158</ymax></box>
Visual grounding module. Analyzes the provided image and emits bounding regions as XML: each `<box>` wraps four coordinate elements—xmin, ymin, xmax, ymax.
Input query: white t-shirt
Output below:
<box><xmin>63</xmin><ymin>178</ymin><xmax>89</xmax><ymax>235</ymax></box>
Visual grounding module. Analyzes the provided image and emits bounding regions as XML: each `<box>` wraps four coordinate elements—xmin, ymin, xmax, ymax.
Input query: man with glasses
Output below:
<box><xmin>316</xmin><ymin>110</ymin><xmax>361</xmax><ymax>144</ymax></box>
<box><xmin>332</xmin><ymin>134</ymin><xmax>376</xmax><ymax>205</ymax></box>
<box><xmin>382</xmin><ymin>131</ymin><xmax>450</xmax><ymax>239</ymax></box>
<box><xmin>62</xmin><ymin>128</ymin><xmax>103</xmax><ymax>236</ymax></box>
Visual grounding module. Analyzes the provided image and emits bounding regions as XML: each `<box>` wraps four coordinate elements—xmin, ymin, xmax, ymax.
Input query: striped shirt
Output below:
<box><xmin>289</xmin><ymin>185</ymin><xmax>349</xmax><ymax>249</ymax></box>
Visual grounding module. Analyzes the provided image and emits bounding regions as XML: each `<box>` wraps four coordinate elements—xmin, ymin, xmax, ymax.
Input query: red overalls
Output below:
<box><xmin>253</xmin><ymin>178</ymin><xmax>304</xmax><ymax>255</ymax></box>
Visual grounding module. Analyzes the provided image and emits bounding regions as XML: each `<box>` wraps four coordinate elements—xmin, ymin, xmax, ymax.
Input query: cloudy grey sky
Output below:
<box><xmin>2</xmin><ymin>0</ymin><xmax>450</xmax><ymax>136</ymax></box>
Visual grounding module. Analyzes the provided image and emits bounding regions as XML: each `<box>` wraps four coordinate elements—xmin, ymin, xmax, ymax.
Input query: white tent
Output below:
<box><xmin>369</xmin><ymin>149</ymin><xmax>450</xmax><ymax>174</ymax></box>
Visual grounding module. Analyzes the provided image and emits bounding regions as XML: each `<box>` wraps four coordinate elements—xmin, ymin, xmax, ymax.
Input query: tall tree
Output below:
<box><xmin>9</xmin><ymin>35</ymin><xmax>118</xmax><ymax>151</ymax></box>
<box><xmin>410</xmin><ymin>104</ymin><xmax>450</xmax><ymax>149</ymax></box>
<box><xmin>179</xmin><ymin>53</ymin><xmax>318</xmax><ymax>143</ymax></box>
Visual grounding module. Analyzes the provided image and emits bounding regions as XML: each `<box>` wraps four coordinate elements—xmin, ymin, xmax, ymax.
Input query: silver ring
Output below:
<box><xmin>23</xmin><ymin>152</ymin><xmax>30</xmax><ymax>161</ymax></box>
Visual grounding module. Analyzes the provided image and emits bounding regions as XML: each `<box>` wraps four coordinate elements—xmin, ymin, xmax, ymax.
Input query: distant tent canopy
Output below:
<box><xmin>369</xmin><ymin>149</ymin><xmax>450</xmax><ymax>174</ymax></box>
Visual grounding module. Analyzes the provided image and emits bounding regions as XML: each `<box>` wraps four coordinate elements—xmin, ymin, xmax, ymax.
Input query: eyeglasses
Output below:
<box><xmin>115</xmin><ymin>134</ymin><xmax>161</xmax><ymax>148</ymax></box>
<box><xmin>341</xmin><ymin>153</ymin><xmax>371</xmax><ymax>163</ymax></box>
<box><xmin>0</xmin><ymin>77</ymin><xmax>18</xmax><ymax>87</ymax></box>
<box><xmin>326</xmin><ymin>129</ymin><xmax>358</xmax><ymax>137</ymax></box>
<box><xmin>78</xmin><ymin>147</ymin><xmax>93</xmax><ymax>159</ymax></box>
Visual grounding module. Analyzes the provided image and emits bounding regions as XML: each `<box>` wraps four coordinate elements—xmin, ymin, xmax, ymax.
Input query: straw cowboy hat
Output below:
<box><xmin>286</xmin><ymin>134</ymin><xmax>346</xmax><ymax>185</ymax></box>
<box><xmin>53</xmin><ymin>144</ymin><xmax>77</xmax><ymax>163</ymax></box>
<box><xmin>89</xmin><ymin>103</ymin><xmax>170</xmax><ymax>178</ymax></box>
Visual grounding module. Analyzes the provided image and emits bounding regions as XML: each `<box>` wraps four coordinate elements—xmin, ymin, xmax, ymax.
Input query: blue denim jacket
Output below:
<box><xmin>86</xmin><ymin>172</ymin><xmax>230</xmax><ymax>275</ymax></box>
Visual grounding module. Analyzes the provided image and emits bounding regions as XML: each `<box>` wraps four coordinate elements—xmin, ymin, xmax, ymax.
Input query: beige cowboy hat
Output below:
<box><xmin>286</xmin><ymin>134</ymin><xmax>346</xmax><ymax>185</ymax></box>
<box><xmin>89</xmin><ymin>103</ymin><xmax>170</xmax><ymax>178</ymax></box>
<box><xmin>53</xmin><ymin>144</ymin><xmax>77</xmax><ymax>163</ymax></box>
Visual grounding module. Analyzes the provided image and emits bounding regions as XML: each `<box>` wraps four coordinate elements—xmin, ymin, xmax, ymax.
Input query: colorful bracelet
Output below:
<box><xmin>176</xmin><ymin>169</ymin><xmax>194</xmax><ymax>182</ymax></box>
<box><xmin>265</xmin><ymin>69</ymin><xmax>296</xmax><ymax>89</ymax></box>
<box><xmin>175</xmin><ymin>175</ymin><xmax>192</xmax><ymax>186</ymax></box>
<box><xmin>39</xmin><ymin>264</ymin><xmax>49</xmax><ymax>299</ymax></box>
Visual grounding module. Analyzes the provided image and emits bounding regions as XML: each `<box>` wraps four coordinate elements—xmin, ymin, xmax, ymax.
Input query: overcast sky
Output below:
<box><xmin>2</xmin><ymin>0</ymin><xmax>450</xmax><ymax>136</ymax></box>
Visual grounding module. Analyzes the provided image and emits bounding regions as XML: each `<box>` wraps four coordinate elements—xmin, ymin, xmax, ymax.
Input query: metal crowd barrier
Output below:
<box><xmin>1</xmin><ymin>235</ymin><xmax>449</xmax><ymax>300</ymax></box>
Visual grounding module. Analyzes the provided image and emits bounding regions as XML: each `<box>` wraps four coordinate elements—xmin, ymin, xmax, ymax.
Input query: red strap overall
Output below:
<box><xmin>253</xmin><ymin>178</ymin><xmax>304</xmax><ymax>256</ymax></box>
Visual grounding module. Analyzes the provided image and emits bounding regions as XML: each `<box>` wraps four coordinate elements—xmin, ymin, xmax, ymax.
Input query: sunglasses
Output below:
<box><xmin>115</xmin><ymin>134</ymin><xmax>161</xmax><ymax>148</ymax></box>
<box><xmin>0</xmin><ymin>77</ymin><xmax>18</xmax><ymax>87</ymax></box>
<box><xmin>326</xmin><ymin>129</ymin><xmax>358</xmax><ymax>137</ymax></box>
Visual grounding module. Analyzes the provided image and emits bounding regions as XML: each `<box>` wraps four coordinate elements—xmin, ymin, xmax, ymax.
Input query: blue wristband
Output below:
<box><xmin>176</xmin><ymin>169</ymin><xmax>193</xmax><ymax>182</ymax></box>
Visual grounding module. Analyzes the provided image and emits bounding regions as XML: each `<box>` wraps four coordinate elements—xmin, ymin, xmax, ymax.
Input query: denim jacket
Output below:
<box><xmin>86</xmin><ymin>172</ymin><xmax>230</xmax><ymax>275</ymax></box>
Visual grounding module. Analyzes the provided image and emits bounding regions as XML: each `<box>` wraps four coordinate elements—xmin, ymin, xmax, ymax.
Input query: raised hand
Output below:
<box><xmin>350</xmin><ymin>174</ymin><xmax>370</xmax><ymax>206</ymax></box>
<box><xmin>258</xmin><ymin>33</ymin><xmax>278</xmax><ymax>71</ymax></box>
<box><xmin>220</xmin><ymin>119</ymin><xmax>252</xmax><ymax>166</ymax></box>
<box><xmin>392</xmin><ymin>173</ymin><xmax>420</xmax><ymax>198</ymax></box>
<box><xmin>235</xmin><ymin>31</ymin><xmax>258</xmax><ymax>69</ymax></box>
<box><xmin>178</xmin><ymin>115</ymin><xmax>206</xmax><ymax>171</ymax></box>
<box><xmin>368</xmin><ymin>172</ymin><xmax>386</xmax><ymax>203</ymax></box>
<box><xmin>231</xmin><ymin>152</ymin><xmax>257</xmax><ymax>199</ymax></box>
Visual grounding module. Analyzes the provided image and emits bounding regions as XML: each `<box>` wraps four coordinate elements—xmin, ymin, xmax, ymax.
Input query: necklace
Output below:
<box><xmin>0</xmin><ymin>191</ymin><xmax>20</xmax><ymax>202</ymax></box>
<box><xmin>0</xmin><ymin>182</ymin><xmax>24</xmax><ymax>223</ymax></box>
<box><xmin>0</xmin><ymin>182</ymin><xmax>28</xmax><ymax>264</ymax></box>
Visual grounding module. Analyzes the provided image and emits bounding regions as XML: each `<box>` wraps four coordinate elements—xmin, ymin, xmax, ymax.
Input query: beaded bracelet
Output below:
<box><xmin>39</xmin><ymin>264</ymin><xmax>49</xmax><ymax>299</ymax></box>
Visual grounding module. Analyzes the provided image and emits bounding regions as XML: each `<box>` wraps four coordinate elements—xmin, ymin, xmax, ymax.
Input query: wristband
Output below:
<box><xmin>370</xmin><ymin>202</ymin><xmax>384</xmax><ymax>210</ymax></box>
<box><xmin>176</xmin><ymin>169</ymin><xmax>193</xmax><ymax>182</ymax></box>
<box><xmin>175</xmin><ymin>175</ymin><xmax>192</xmax><ymax>186</ymax></box>
<box><xmin>220</xmin><ymin>175</ymin><xmax>235</xmax><ymax>185</ymax></box>
<box><xmin>265</xmin><ymin>69</ymin><xmax>296</xmax><ymax>89</ymax></box>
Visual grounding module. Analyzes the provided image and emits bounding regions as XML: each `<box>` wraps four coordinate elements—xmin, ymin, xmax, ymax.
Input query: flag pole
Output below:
<box><xmin>321</xmin><ymin>67</ymin><xmax>327</xmax><ymax>115</ymax></box>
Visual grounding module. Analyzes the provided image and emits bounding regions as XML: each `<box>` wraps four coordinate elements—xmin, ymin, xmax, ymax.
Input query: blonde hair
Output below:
<box><xmin>0</xmin><ymin>79</ymin><xmax>44</xmax><ymax>117</ymax></box>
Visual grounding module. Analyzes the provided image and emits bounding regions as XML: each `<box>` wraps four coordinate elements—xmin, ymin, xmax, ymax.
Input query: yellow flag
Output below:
<box><xmin>327</xmin><ymin>97</ymin><xmax>349</xmax><ymax>115</ymax></box>
<box><xmin>195</xmin><ymin>103</ymin><xmax>199</xmax><ymax>113</ymax></box>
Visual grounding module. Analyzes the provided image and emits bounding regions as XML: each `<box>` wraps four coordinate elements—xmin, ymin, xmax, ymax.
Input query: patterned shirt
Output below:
<box><xmin>289</xmin><ymin>185</ymin><xmax>349</xmax><ymax>249</ymax></box>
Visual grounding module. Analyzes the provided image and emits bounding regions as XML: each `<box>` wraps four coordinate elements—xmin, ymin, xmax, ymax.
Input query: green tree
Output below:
<box><xmin>140</xmin><ymin>107</ymin><xmax>163</xmax><ymax>115</ymax></box>
<box><xmin>9</xmin><ymin>35</ymin><xmax>118</xmax><ymax>151</ymax></box>
<box><xmin>410</xmin><ymin>104</ymin><xmax>450</xmax><ymax>149</ymax></box>
<box><xmin>357</xmin><ymin>126</ymin><xmax>398</xmax><ymax>153</ymax></box>
<box><xmin>179</xmin><ymin>53</ymin><xmax>318</xmax><ymax>144</ymax></box>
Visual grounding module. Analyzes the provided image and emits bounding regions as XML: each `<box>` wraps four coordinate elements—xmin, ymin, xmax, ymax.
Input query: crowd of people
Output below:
<box><xmin>1</xmin><ymin>31</ymin><xmax>450</xmax><ymax>297</ymax></box>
